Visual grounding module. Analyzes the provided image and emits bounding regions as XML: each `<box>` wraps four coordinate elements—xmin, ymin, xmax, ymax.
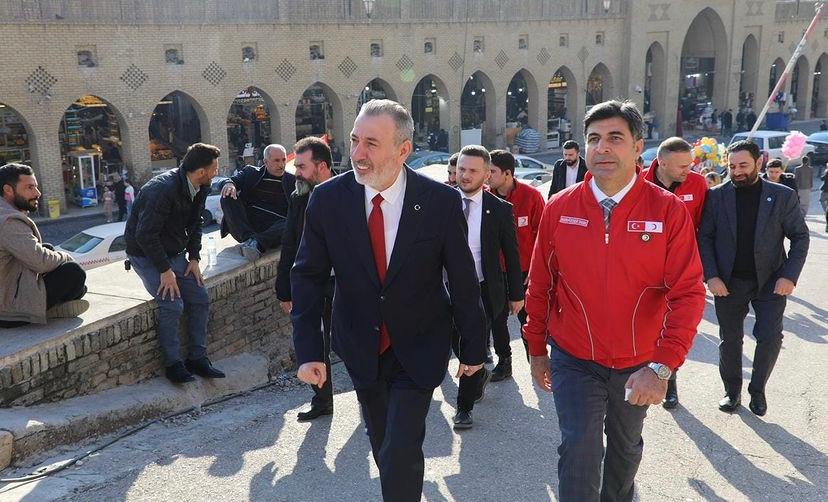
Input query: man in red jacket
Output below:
<box><xmin>525</xmin><ymin>100</ymin><xmax>705</xmax><ymax>502</ymax></box>
<box><xmin>487</xmin><ymin>149</ymin><xmax>545</xmax><ymax>381</ymax></box>
<box><xmin>641</xmin><ymin>136</ymin><xmax>708</xmax><ymax>409</ymax></box>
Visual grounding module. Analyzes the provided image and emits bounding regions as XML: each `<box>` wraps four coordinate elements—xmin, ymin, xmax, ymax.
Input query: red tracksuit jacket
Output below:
<box><xmin>642</xmin><ymin>159</ymin><xmax>708</xmax><ymax>228</ymax></box>
<box><xmin>524</xmin><ymin>171</ymin><xmax>706</xmax><ymax>371</ymax></box>
<box><xmin>492</xmin><ymin>180</ymin><xmax>545</xmax><ymax>272</ymax></box>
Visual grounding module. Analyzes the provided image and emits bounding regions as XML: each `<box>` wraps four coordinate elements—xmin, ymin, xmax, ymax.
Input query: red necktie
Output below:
<box><xmin>368</xmin><ymin>194</ymin><xmax>391</xmax><ymax>354</ymax></box>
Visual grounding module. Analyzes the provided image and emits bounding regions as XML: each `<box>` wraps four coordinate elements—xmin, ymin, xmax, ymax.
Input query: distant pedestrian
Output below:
<box><xmin>102</xmin><ymin>186</ymin><xmax>114</xmax><ymax>222</ymax></box>
<box><xmin>736</xmin><ymin>109</ymin><xmax>746</xmax><ymax>131</ymax></box>
<box><xmin>795</xmin><ymin>156</ymin><xmax>814</xmax><ymax>217</ymax></box>
<box><xmin>746</xmin><ymin>110</ymin><xmax>758</xmax><ymax>130</ymax></box>
<box><xmin>820</xmin><ymin>119</ymin><xmax>828</xmax><ymax>131</ymax></box>
<box><xmin>113</xmin><ymin>174</ymin><xmax>127</xmax><ymax>221</ymax></box>
<box><xmin>124</xmin><ymin>181</ymin><xmax>135</xmax><ymax>217</ymax></box>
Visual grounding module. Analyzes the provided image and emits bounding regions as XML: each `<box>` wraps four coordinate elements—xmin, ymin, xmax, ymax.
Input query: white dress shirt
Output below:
<box><xmin>589</xmin><ymin>172</ymin><xmax>636</xmax><ymax>205</ymax></box>
<box><xmin>565</xmin><ymin>162</ymin><xmax>580</xmax><ymax>188</ymax></box>
<box><xmin>461</xmin><ymin>188</ymin><xmax>485</xmax><ymax>282</ymax></box>
<box><xmin>364</xmin><ymin>168</ymin><xmax>407</xmax><ymax>267</ymax></box>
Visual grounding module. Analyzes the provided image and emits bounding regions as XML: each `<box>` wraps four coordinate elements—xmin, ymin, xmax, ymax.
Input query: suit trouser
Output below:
<box><xmin>308</xmin><ymin>282</ymin><xmax>334</xmax><ymax>408</ymax></box>
<box><xmin>354</xmin><ymin>350</ymin><xmax>434</xmax><ymax>502</ymax></box>
<box><xmin>0</xmin><ymin>261</ymin><xmax>87</xmax><ymax>329</ymax></box>
<box><xmin>220</xmin><ymin>196</ymin><xmax>286</xmax><ymax>251</ymax></box>
<box><xmin>551</xmin><ymin>345</ymin><xmax>649</xmax><ymax>502</ymax></box>
<box><xmin>715</xmin><ymin>276</ymin><xmax>786</xmax><ymax>396</ymax></box>
<box><xmin>491</xmin><ymin>271</ymin><xmax>530</xmax><ymax>361</ymax></box>
<box><xmin>798</xmin><ymin>189</ymin><xmax>811</xmax><ymax>218</ymax></box>
<box><xmin>452</xmin><ymin>281</ymin><xmax>493</xmax><ymax>412</ymax></box>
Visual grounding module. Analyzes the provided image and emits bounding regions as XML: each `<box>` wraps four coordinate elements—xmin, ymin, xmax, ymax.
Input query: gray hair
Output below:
<box><xmin>357</xmin><ymin>99</ymin><xmax>414</xmax><ymax>145</ymax></box>
<box><xmin>263</xmin><ymin>144</ymin><xmax>287</xmax><ymax>158</ymax></box>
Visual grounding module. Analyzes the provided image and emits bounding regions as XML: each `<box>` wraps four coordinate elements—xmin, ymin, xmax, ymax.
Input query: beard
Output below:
<box><xmin>13</xmin><ymin>191</ymin><xmax>38</xmax><ymax>212</ymax></box>
<box><xmin>565</xmin><ymin>158</ymin><xmax>577</xmax><ymax>166</ymax></box>
<box><xmin>295</xmin><ymin>177</ymin><xmax>314</xmax><ymax>196</ymax></box>
<box><xmin>731</xmin><ymin>168</ymin><xmax>760</xmax><ymax>187</ymax></box>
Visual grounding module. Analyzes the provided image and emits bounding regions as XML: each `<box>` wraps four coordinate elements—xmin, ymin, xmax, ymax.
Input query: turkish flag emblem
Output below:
<box><xmin>628</xmin><ymin>221</ymin><xmax>646</xmax><ymax>232</ymax></box>
<box><xmin>628</xmin><ymin>221</ymin><xmax>664</xmax><ymax>233</ymax></box>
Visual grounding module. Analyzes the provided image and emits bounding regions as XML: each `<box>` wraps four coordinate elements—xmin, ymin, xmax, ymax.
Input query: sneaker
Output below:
<box><xmin>241</xmin><ymin>238</ymin><xmax>262</xmax><ymax>261</ymax></box>
<box><xmin>46</xmin><ymin>299</ymin><xmax>90</xmax><ymax>319</ymax></box>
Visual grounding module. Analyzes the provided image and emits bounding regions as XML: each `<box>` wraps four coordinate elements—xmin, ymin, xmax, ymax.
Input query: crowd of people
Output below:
<box><xmin>0</xmin><ymin>96</ymin><xmax>818</xmax><ymax>501</ymax></box>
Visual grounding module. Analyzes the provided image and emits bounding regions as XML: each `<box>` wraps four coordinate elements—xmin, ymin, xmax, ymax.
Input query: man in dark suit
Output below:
<box><xmin>548</xmin><ymin>140</ymin><xmax>588</xmax><ymax>198</ymax></box>
<box><xmin>698</xmin><ymin>140</ymin><xmax>809</xmax><ymax>416</ymax></box>
<box><xmin>451</xmin><ymin>145</ymin><xmax>524</xmax><ymax>430</ymax></box>
<box><xmin>291</xmin><ymin>99</ymin><xmax>486</xmax><ymax>501</ymax></box>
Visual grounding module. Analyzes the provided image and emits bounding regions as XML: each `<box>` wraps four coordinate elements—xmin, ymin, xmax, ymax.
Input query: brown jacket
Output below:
<box><xmin>0</xmin><ymin>198</ymin><xmax>72</xmax><ymax>324</ymax></box>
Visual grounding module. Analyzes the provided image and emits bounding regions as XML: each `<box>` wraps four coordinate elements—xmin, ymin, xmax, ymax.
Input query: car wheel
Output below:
<box><xmin>202</xmin><ymin>209</ymin><xmax>214</xmax><ymax>224</ymax></box>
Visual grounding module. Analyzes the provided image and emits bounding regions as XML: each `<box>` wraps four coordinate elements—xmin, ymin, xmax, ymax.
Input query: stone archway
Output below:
<box><xmin>586</xmin><ymin>63</ymin><xmax>613</xmax><ymax>109</ymax></box>
<box><xmin>679</xmin><ymin>7</ymin><xmax>729</xmax><ymax>132</ymax></box>
<box><xmin>644</xmin><ymin>42</ymin><xmax>666</xmax><ymax>139</ymax></box>
<box><xmin>506</xmin><ymin>69</ymin><xmax>539</xmax><ymax>128</ymax></box>
<box><xmin>547</xmin><ymin>66</ymin><xmax>578</xmax><ymax>147</ymax></box>
<box><xmin>461</xmin><ymin>70</ymin><xmax>496</xmax><ymax>147</ymax></box>
<box><xmin>356</xmin><ymin>78</ymin><xmax>398</xmax><ymax>114</ymax></box>
<box><xmin>411</xmin><ymin>74</ymin><xmax>450</xmax><ymax>152</ymax></box>
<box><xmin>813</xmin><ymin>53</ymin><xmax>828</xmax><ymax>117</ymax></box>
<box><xmin>791</xmin><ymin>55</ymin><xmax>811</xmax><ymax>119</ymax></box>
<box><xmin>295</xmin><ymin>82</ymin><xmax>344</xmax><ymax>149</ymax></box>
<box><xmin>226</xmin><ymin>86</ymin><xmax>279</xmax><ymax>171</ymax></box>
<box><xmin>739</xmin><ymin>34</ymin><xmax>760</xmax><ymax>111</ymax></box>
<box><xmin>148</xmin><ymin>90</ymin><xmax>207</xmax><ymax>172</ymax></box>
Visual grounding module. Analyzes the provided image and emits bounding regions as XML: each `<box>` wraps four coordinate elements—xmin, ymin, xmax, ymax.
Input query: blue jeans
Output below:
<box><xmin>128</xmin><ymin>253</ymin><xmax>209</xmax><ymax>366</ymax></box>
<box><xmin>550</xmin><ymin>345</ymin><xmax>649</xmax><ymax>502</ymax></box>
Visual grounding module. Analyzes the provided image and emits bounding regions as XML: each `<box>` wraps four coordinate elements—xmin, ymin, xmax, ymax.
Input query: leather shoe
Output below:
<box><xmin>165</xmin><ymin>361</ymin><xmax>196</xmax><ymax>384</ymax></box>
<box><xmin>186</xmin><ymin>357</ymin><xmax>226</xmax><ymax>378</ymax></box>
<box><xmin>718</xmin><ymin>394</ymin><xmax>741</xmax><ymax>413</ymax></box>
<box><xmin>749</xmin><ymin>393</ymin><xmax>767</xmax><ymax>416</ymax></box>
<box><xmin>453</xmin><ymin>409</ymin><xmax>473</xmax><ymax>430</ymax></box>
<box><xmin>662</xmin><ymin>379</ymin><xmax>678</xmax><ymax>410</ymax></box>
<box><xmin>474</xmin><ymin>367</ymin><xmax>491</xmax><ymax>403</ymax></box>
<box><xmin>297</xmin><ymin>404</ymin><xmax>333</xmax><ymax>422</ymax></box>
<box><xmin>490</xmin><ymin>356</ymin><xmax>512</xmax><ymax>382</ymax></box>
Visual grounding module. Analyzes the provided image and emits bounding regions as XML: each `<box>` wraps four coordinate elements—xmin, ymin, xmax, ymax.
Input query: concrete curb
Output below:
<box><xmin>0</xmin><ymin>352</ymin><xmax>269</xmax><ymax>471</ymax></box>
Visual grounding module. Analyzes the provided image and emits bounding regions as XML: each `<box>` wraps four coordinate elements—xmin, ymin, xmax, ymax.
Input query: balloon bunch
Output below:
<box><xmin>780</xmin><ymin>131</ymin><xmax>807</xmax><ymax>160</ymax></box>
<box><xmin>692</xmin><ymin>137</ymin><xmax>727</xmax><ymax>169</ymax></box>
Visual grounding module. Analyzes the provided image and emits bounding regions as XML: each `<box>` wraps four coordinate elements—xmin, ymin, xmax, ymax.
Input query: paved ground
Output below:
<box><xmin>1</xmin><ymin>194</ymin><xmax>826</xmax><ymax>502</ymax></box>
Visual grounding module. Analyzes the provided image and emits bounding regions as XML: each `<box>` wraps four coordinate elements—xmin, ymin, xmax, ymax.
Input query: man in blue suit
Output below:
<box><xmin>698</xmin><ymin>140</ymin><xmax>809</xmax><ymax>417</ymax></box>
<box><xmin>291</xmin><ymin>99</ymin><xmax>487</xmax><ymax>501</ymax></box>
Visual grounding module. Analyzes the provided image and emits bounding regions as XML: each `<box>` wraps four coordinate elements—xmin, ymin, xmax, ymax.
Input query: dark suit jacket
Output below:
<box><xmin>291</xmin><ymin>167</ymin><xmax>487</xmax><ymax>390</ymax></box>
<box><xmin>697</xmin><ymin>178</ymin><xmax>809</xmax><ymax>288</ymax></box>
<box><xmin>548</xmin><ymin>156</ymin><xmax>588</xmax><ymax>198</ymax></box>
<box><xmin>219</xmin><ymin>165</ymin><xmax>296</xmax><ymax>237</ymax></box>
<box><xmin>274</xmin><ymin>190</ymin><xmax>309</xmax><ymax>302</ymax></box>
<box><xmin>479</xmin><ymin>191</ymin><xmax>524</xmax><ymax>318</ymax></box>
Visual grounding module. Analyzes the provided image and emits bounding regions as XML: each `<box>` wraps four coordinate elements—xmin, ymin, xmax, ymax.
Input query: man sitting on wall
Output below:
<box><xmin>219</xmin><ymin>144</ymin><xmax>296</xmax><ymax>261</ymax></box>
<box><xmin>0</xmin><ymin>163</ymin><xmax>89</xmax><ymax>328</ymax></box>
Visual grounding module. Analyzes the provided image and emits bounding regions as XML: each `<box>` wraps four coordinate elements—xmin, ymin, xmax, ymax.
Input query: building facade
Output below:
<box><xmin>0</xmin><ymin>0</ymin><xmax>825</xmax><ymax>211</ymax></box>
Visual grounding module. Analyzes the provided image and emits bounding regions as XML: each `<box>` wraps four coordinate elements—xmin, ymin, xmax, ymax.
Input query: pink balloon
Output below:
<box><xmin>781</xmin><ymin>131</ymin><xmax>807</xmax><ymax>160</ymax></box>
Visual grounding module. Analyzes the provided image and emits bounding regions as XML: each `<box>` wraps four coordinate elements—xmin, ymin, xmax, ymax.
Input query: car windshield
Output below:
<box><xmin>809</xmin><ymin>132</ymin><xmax>828</xmax><ymax>142</ymax></box>
<box><xmin>59</xmin><ymin>232</ymin><xmax>103</xmax><ymax>253</ymax></box>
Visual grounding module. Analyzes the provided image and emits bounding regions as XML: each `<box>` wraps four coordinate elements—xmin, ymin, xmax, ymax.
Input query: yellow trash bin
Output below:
<box><xmin>47</xmin><ymin>198</ymin><xmax>60</xmax><ymax>219</ymax></box>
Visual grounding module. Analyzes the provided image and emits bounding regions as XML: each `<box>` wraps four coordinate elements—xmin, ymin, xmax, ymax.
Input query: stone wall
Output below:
<box><xmin>0</xmin><ymin>252</ymin><xmax>294</xmax><ymax>408</ymax></box>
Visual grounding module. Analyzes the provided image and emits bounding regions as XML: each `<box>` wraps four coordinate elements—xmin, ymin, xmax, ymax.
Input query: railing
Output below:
<box><xmin>0</xmin><ymin>0</ymin><xmax>626</xmax><ymax>24</ymax></box>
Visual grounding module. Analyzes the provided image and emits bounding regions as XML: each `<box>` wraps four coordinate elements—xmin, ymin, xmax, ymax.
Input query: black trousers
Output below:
<box><xmin>354</xmin><ymin>350</ymin><xmax>434</xmax><ymax>502</ymax></box>
<box><xmin>715</xmin><ymin>276</ymin><xmax>786</xmax><ymax>396</ymax></box>
<box><xmin>491</xmin><ymin>271</ymin><xmax>530</xmax><ymax>361</ymax></box>
<box><xmin>308</xmin><ymin>281</ymin><xmax>334</xmax><ymax>408</ymax></box>
<box><xmin>0</xmin><ymin>261</ymin><xmax>87</xmax><ymax>328</ymax></box>
<box><xmin>220</xmin><ymin>197</ymin><xmax>286</xmax><ymax>251</ymax></box>
<box><xmin>452</xmin><ymin>281</ymin><xmax>492</xmax><ymax>412</ymax></box>
<box><xmin>117</xmin><ymin>203</ymin><xmax>127</xmax><ymax>222</ymax></box>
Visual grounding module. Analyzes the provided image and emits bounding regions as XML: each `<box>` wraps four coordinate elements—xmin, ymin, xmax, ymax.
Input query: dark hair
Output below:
<box><xmin>657</xmin><ymin>137</ymin><xmax>692</xmax><ymax>158</ymax></box>
<box><xmin>562</xmin><ymin>140</ymin><xmax>580</xmax><ymax>152</ymax></box>
<box><xmin>459</xmin><ymin>145</ymin><xmax>491</xmax><ymax>165</ymax></box>
<box><xmin>766</xmin><ymin>158</ymin><xmax>783</xmax><ymax>169</ymax></box>
<box><xmin>727</xmin><ymin>140</ymin><xmax>761</xmax><ymax>161</ymax></box>
<box><xmin>801</xmin><ymin>155</ymin><xmax>810</xmax><ymax>166</ymax></box>
<box><xmin>181</xmin><ymin>143</ymin><xmax>221</xmax><ymax>172</ymax></box>
<box><xmin>0</xmin><ymin>163</ymin><xmax>34</xmax><ymax>191</ymax></box>
<box><xmin>489</xmin><ymin>149</ymin><xmax>516</xmax><ymax>175</ymax></box>
<box><xmin>448</xmin><ymin>152</ymin><xmax>460</xmax><ymax>167</ymax></box>
<box><xmin>583</xmin><ymin>99</ymin><xmax>644</xmax><ymax>141</ymax></box>
<box><xmin>293</xmin><ymin>137</ymin><xmax>332</xmax><ymax>169</ymax></box>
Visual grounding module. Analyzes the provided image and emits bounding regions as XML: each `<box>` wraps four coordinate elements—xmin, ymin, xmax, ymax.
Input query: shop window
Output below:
<box><xmin>310</xmin><ymin>42</ymin><xmax>325</xmax><ymax>60</ymax></box>
<box><xmin>595</xmin><ymin>32</ymin><xmax>604</xmax><ymax>46</ymax></box>
<box><xmin>518</xmin><ymin>35</ymin><xmax>528</xmax><ymax>51</ymax></box>
<box><xmin>473</xmin><ymin>37</ymin><xmax>484</xmax><ymax>54</ymax></box>
<box><xmin>778</xmin><ymin>32</ymin><xmax>784</xmax><ymax>43</ymax></box>
<box><xmin>165</xmin><ymin>45</ymin><xmax>184</xmax><ymax>64</ymax></box>
<box><xmin>77</xmin><ymin>47</ymin><xmax>97</xmax><ymax>68</ymax></box>
<box><xmin>424</xmin><ymin>39</ymin><xmax>435</xmax><ymax>55</ymax></box>
<box><xmin>559</xmin><ymin>34</ymin><xmax>569</xmax><ymax>48</ymax></box>
<box><xmin>370</xmin><ymin>41</ymin><xmax>383</xmax><ymax>58</ymax></box>
<box><xmin>242</xmin><ymin>45</ymin><xmax>256</xmax><ymax>62</ymax></box>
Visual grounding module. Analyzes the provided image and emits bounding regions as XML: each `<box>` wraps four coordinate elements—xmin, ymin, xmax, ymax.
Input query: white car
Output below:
<box><xmin>729</xmin><ymin>131</ymin><xmax>815</xmax><ymax>170</ymax></box>
<box><xmin>514</xmin><ymin>168</ymin><xmax>553</xmax><ymax>187</ymax></box>
<box><xmin>203</xmin><ymin>177</ymin><xmax>226</xmax><ymax>225</ymax></box>
<box><xmin>56</xmin><ymin>222</ymin><xmax>127</xmax><ymax>270</ymax></box>
<box><xmin>515</xmin><ymin>155</ymin><xmax>553</xmax><ymax>171</ymax></box>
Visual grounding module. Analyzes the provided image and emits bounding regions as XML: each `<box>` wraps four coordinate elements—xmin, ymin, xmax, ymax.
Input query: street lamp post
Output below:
<box><xmin>603</xmin><ymin>0</ymin><xmax>612</xmax><ymax>14</ymax></box>
<box><xmin>363</xmin><ymin>0</ymin><xmax>375</xmax><ymax>19</ymax></box>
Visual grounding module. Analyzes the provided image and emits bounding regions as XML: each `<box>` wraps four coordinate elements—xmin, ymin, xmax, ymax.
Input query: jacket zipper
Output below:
<box><xmin>13</xmin><ymin>271</ymin><xmax>22</xmax><ymax>300</ymax></box>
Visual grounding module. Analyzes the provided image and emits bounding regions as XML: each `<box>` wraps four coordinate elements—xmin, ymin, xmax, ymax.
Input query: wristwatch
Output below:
<box><xmin>647</xmin><ymin>362</ymin><xmax>672</xmax><ymax>380</ymax></box>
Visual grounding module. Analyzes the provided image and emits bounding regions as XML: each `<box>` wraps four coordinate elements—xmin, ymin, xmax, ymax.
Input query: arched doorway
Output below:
<box><xmin>791</xmin><ymin>56</ymin><xmax>811</xmax><ymax>119</ymax></box>
<box><xmin>547</xmin><ymin>67</ymin><xmax>577</xmax><ymax>148</ymax></box>
<box><xmin>411</xmin><ymin>74</ymin><xmax>450</xmax><ymax>152</ymax></box>
<box><xmin>356</xmin><ymin>78</ymin><xmax>397</xmax><ymax>113</ymax></box>
<box><xmin>149</xmin><ymin>91</ymin><xmax>205</xmax><ymax>173</ymax></box>
<box><xmin>813</xmin><ymin>53</ymin><xmax>828</xmax><ymax>117</ymax></box>
<box><xmin>739</xmin><ymin>35</ymin><xmax>759</xmax><ymax>111</ymax></box>
<box><xmin>461</xmin><ymin>71</ymin><xmax>496</xmax><ymax>147</ymax></box>
<box><xmin>586</xmin><ymin>63</ymin><xmax>613</xmax><ymax>109</ymax></box>
<box><xmin>644</xmin><ymin>43</ymin><xmax>666</xmax><ymax>139</ymax></box>
<box><xmin>295</xmin><ymin>83</ymin><xmax>343</xmax><ymax>151</ymax></box>
<box><xmin>0</xmin><ymin>103</ymin><xmax>33</xmax><ymax>166</ymax></box>
<box><xmin>679</xmin><ymin>8</ymin><xmax>728</xmax><ymax>133</ymax></box>
<box><xmin>226</xmin><ymin>86</ymin><xmax>278</xmax><ymax>171</ymax></box>
<box><xmin>506</xmin><ymin>70</ymin><xmax>538</xmax><ymax>125</ymax></box>
<box><xmin>768</xmin><ymin>57</ymin><xmax>787</xmax><ymax>112</ymax></box>
<box><xmin>59</xmin><ymin>95</ymin><xmax>127</xmax><ymax>207</ymax></box>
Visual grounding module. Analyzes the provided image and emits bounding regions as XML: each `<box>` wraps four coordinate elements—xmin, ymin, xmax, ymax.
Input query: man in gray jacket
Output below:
<box><xmin>0</xmin><ymin>163</ymin><xmax>88</xmax><ymax>328</ymax></box>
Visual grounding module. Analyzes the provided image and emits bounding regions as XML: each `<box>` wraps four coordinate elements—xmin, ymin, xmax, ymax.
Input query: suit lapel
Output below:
<box><xmin>385</xmin><ymin>167</ymin><xmax>428</xmax><ymax>288</ymax></box>
<box><xmin>722</xmin><ymin>182</ymin><xmax>737</xmax><ymax>241</ymax></box>
<box><xmin>345</xmin><ymin>175</ymin><xmax>381</xmax><ymax>288</ymax></box>
<box><xmin>754</xmin><ymin>180</ymin><xmax>773</xmax><ymax>249</ymax></box>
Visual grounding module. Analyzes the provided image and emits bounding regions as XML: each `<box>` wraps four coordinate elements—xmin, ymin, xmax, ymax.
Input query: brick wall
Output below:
<box><xmin>0</xmin><ymin>253</ymin><xmax>294</xmax><ymax>408</ymax></box>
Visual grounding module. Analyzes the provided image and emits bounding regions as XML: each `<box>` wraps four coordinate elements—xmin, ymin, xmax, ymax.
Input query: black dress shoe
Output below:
<box><xmin>749</xmin><ymin>393</ymin><xmax>767</xmax><ymax>416</ymax></box>
<box><xmin>718</xmin><ymin>394</ymin><xmax>741</xmax><ymax>413</ymax></box>
<box><xmin>474</xmin><ymin>368</ymin><xmax>492</xmax><ymax>404</ymax></box>
<box><xmin>453</xmin><ymin>410</ymin><xmax>473</xmax><ymax>430</ymax></box>
<box><xmin>186</xmin><ymin>357</ymin><xmax>226</xmax><ymax>378</ymax></box>
<box><xmin>297</xmin><ymin>404</ymin><xmax>334</xmax><ymax>422</ymax></box>
<box><xmin>165</xmin><ymin>361</ymin><xmax>196</xmax><ymax>384</ymax></box>
<box><xmin>490</xmin><ymin>356</ymin><xmax>513</xmax><ymax>382</ymax></box>
<box><xmin>663</xmin><ymin>379</ymin><xmax>678</xmax><ymax>410</ymax></box>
